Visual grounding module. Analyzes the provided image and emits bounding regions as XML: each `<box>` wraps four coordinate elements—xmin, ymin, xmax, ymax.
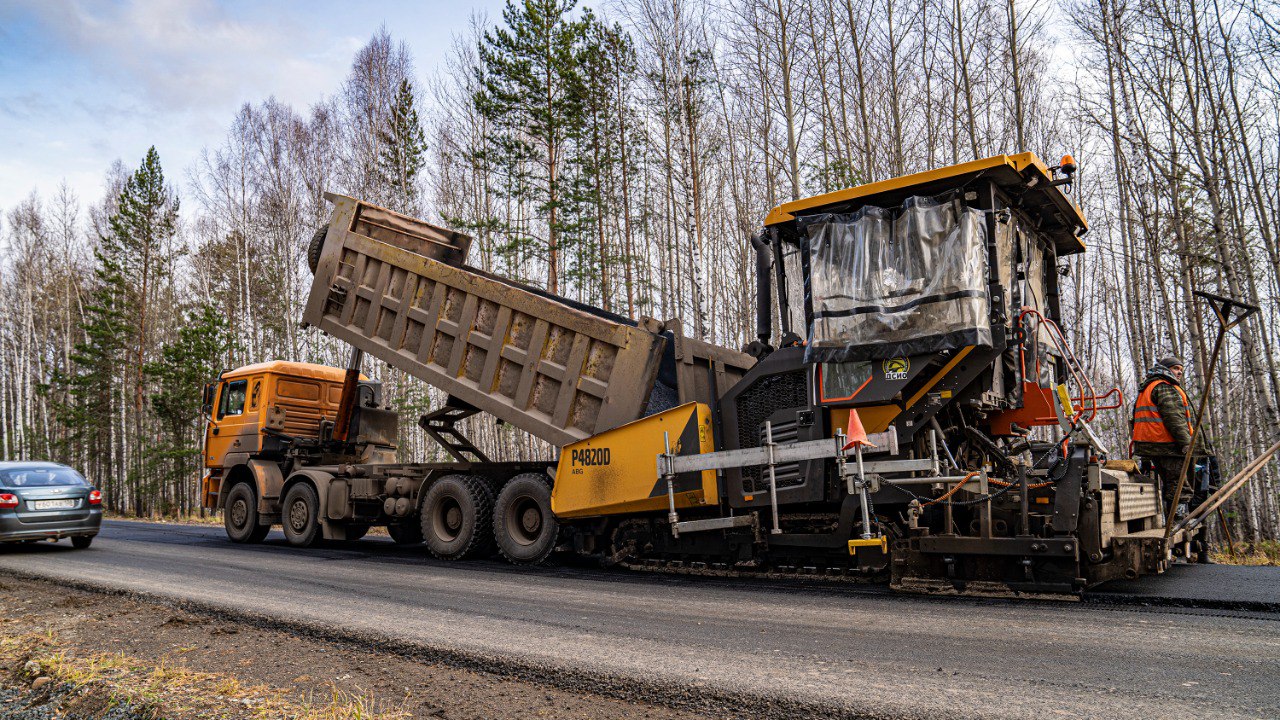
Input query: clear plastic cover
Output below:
<box><xmin>1015</xmin><ymin>219</ymin><xmax>1060</xmax><ymax>386</ymax></box>
<box><xmin>780</xmin><ymin>242</ymin><xmax>806</xmax><ymax>337</ymax></box>
<box><xmin>800</xmin><ymin>194</ymin><xmax>991</xmax><ymax>362</ymax></box>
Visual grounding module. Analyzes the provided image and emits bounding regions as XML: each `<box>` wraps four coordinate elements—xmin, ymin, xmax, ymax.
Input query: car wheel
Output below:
<box><xmin>224</xmin><ymin>483</ymin><xmax>268</xmax><ymax>544</ymax></box>
<box><xmin>71</xmin><ymin>536</ymin><xmax>93</xmax><ymax>550</ymax></box>
<box><xmin>493</xmin><ymin>474</ymin><xmax>558</xmax><ymax>565</ymax></box>
<box><xmin>420</xmin><ymin>475</ymin><xmax>493</xmax><ymax>560</ymax></box>
<box><xmin>281</xmin><ymin>483</ymin><xmax>322</xmax><ymax>547</ymax></box>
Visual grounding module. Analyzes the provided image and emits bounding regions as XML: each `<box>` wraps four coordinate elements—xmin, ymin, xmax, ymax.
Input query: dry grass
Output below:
<box><xmin>104</xmin><ymin>511</ymin><xmax>223</xmax><ymax>526</ymax></box>
<box><xmin>2</xmin><ymin>631</ymin><xmax>409</xmax><ymax>720</ymax></box>
<box><xmin>105</xmin><ymin>510</ymin><xmax>394</xmax><ymax>538</ymax></box>
<box><xmin>297</xmin><ymin>684</ymin><xmax>412</xmax><ymax>720</ymax></box>
<box><xmin>1211</xmin><ymin>540</ymin><xmax>1280</xmax><ymax>566</ymax></box>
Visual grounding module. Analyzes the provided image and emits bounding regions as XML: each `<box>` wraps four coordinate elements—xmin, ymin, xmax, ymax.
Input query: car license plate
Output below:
<box><xmin>32</xmin><ymin>499</ymin><xmax>77</xmax><ymax>510</ymax></box>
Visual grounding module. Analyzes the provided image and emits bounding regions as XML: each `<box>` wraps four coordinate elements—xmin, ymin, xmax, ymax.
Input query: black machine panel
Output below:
<box><xmin>816</xmin><ymin>353</ymin><xmax>933</xmax><ymax>405</ymax></box>
<box><xmin>719</xmin><ymin>347</ymin><xmax>829</xmax><ymax>508</ymax></box>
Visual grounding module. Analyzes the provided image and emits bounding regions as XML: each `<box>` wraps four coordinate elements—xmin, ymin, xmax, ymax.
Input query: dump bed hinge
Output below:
<box><xmin>419</xmin><ymin>399</ymin><xmax>491</xmax><ymax>463</ymax></box>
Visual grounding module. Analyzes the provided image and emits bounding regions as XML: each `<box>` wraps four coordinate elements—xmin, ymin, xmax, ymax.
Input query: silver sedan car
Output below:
<box><xmin>0</xmin><ymin>462</ymin><xmax>102</xmax><ymax>548</ymax></box>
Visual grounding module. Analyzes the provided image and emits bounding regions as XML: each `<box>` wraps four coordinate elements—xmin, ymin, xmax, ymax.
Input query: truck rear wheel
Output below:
<box><xmin>493</xmin><ymin>474</ymin><xmax>557</xmax><ymax>565</ymax></box>
<box><xmin>225</xmin><ymin>483</ymin><xmax>270</xmax><ymax>544</ymax></box>
<box><xmin>420</xmin><ymin>475</ymin><xmax>493</xmax><ymax>560</ymax></box>
<box><xmin>282</xmin><ymin>483</ymin><xmax>322</xmax><ymax>547</ymax></box>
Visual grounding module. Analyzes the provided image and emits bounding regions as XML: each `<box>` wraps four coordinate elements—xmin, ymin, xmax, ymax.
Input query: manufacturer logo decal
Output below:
<box><xmin>883</xmin><ymin>357</ymin><xmax>910</xmax><ymax>381</ymax></box>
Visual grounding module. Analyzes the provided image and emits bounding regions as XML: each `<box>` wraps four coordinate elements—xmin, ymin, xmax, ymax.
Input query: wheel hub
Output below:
<box><xmin>444</xmin><ymin>505</ymin><xmax>462</xmax><ymax>531</ymax></box>
<box><xmin>520</xmin><ymin>505</ymin><xmax>542</xmax><ymax>535</ymax></box>
<box><xmin>230</xmin><ymin>499</ymin><xmax>248</xmax><ymax>528</ymax></box>
<box><xmin>289</xmin><ymin>500</ymin><xmax>308</xmax><ymax>531</ymax></box>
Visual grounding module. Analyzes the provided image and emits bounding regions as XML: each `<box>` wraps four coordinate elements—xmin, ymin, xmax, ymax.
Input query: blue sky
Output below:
<box><xmin>0</xmin><ymin>0</ymin><xmax>507</xmax><ymax>214</ymax></box>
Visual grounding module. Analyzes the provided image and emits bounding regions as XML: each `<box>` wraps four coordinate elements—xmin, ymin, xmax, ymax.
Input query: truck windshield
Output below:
<box><xmin>0</xmin><ymin>467</ymin><xmax>88</xmax><ymax>488</ymax></box>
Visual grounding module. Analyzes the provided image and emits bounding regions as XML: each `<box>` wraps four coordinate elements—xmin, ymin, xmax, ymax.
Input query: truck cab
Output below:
<box><xmin>201</xmin><ymin>361</ymin><xmax>394</xmax><ymax>539</ymax></box>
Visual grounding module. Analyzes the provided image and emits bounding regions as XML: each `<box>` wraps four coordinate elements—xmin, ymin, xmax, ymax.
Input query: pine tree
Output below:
<box><xmin>145</xmin><ymin>304</ymin><xmax>232</xmax><ymax>515</ymax></box>
<box><xmin>376</xmin><ymin>78</ymin><xmax>429</xmax><ymax>211</ymax></box>
<box><xmin>51</xmin><ymin>246</ymin><xmax>129</xmax><ymax>506</ymax></box>
<box><xmin>563</xmin><ymin>18</ymin><xmax>636</xmax><ymax>310</ymax></box>
<box><xmin>96</xmin><ymin>147</ymin><xmax>180</xmax><ymax>513</ymax></box>
<box><xmin>473</xmin><ymin>0</ymin><xmax>589</xmax><ymax>295</ymax></box>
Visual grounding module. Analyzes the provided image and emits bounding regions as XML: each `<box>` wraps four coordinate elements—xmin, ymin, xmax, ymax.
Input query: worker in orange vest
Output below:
<box><xmin>1131</xmin><ymin>356</ymin><xmax>1196</xmax><ymax>511</ymax></box>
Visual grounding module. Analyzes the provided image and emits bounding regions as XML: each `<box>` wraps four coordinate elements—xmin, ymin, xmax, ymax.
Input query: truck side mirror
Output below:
<box><xmin>202</xmin><ymin>383</ymin><xmax>216</xmax><ymax>415</ymax></box>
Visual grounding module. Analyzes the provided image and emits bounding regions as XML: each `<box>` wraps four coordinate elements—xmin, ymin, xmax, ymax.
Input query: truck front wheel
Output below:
<box><xmin>493</xmin><ymin>474</ymin><xmax>558</xmax><ymax>565</ymax></box>
<box><xmin>282</xmin><ymin>483</ymin><xmax>322</xmax><ymax>547</ymax></box>
<box><xmin>225</xmin><ymin>483</ymin><xmax>270</xmax><ymax>544</ymax></box>
<box><xmin>420</xmin><ymin>475</ymin><xmax>493</xmax><ymax>560</ymax></box>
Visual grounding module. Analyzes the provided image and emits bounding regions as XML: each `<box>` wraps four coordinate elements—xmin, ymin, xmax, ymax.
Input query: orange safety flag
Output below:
<box><xmin>842</xmin><ymin>409</ymin><xmax>877</xmax><ymax>450</ymax></box>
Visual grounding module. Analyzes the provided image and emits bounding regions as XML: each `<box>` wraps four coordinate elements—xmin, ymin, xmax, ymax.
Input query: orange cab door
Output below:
<box><xmin>206</xmin><ymin>378</ymin><xmax>255</xmax><ymax>464</ymax></box>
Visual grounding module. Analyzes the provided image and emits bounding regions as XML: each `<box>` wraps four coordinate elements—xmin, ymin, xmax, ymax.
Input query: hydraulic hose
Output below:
<box><xmin>887</xmin><ymin>431</ymin><xmax>1077</xmax><ymax>508</ymax></box>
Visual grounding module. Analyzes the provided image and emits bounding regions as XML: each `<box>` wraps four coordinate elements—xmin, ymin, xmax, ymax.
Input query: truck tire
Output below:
<box><xmin>225</xmin><ymin>483</ymin><xmax>270</xmax><ymax>544</ymax></box>
<box><xmin>388</xmin><ymin>522</ymin><xmax>423</xmax><ymax>545</ymax></box>
<box><xmin>282</xmin><ymin>483</ymin><xmax>322</xmax><ymax>547</ymax></box>
<box><xmin>493</xmin><ymin>474</ymin><xmax>557</xmax><ymax>565</ymax></box>
<box><xmin>420</xmin><ymin>475</ymin><xmax>493</xmax><ymax>560</ymax></box>
<box><xmin>343</xmin><ymin>524</ymin><xmax>370</xmax><ymax>542</ymax></box>
<box><xmin>307</xmin><ymin>225</ymin><xmax>328</xmax><ymax>274</ymax></box>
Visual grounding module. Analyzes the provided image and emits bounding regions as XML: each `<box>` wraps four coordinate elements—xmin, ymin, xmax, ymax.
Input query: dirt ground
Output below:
<box><xmin>0</xmin><ymin>576</ymin><xmax>717</xmax><ymax>719</ymax></box>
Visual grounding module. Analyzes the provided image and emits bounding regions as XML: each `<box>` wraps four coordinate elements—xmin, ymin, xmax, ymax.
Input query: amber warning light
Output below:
<box><xmin>1050</xmin><ymin>154</ymin><xmax>1077</xmax><ymax>188</ymax></box>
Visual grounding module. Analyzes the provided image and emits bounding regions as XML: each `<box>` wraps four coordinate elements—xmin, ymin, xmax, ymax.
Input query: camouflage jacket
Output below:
<box><xmin>1132</xmin><ymin>365</ymin><xmax>1194</xmax><ymax>457</ymax></box>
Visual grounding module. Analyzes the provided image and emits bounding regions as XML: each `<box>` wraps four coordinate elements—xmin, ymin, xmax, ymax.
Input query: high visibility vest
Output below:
<box><xmin>1131</xmin><ymin>379</ymin><xmax>1191</xmax><ymax>443</ymax></box>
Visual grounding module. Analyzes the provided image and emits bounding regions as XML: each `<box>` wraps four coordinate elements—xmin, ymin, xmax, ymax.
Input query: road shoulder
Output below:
<box><xmin>0</xmin><ymin>575</ymin><xmax>710</xmax><ymax>720</ymax></box>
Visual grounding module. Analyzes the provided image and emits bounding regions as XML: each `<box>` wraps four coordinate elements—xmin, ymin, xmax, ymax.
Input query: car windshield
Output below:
<box><xmin>0</xmin><ymin>467</ymin><xmax>88</xmax><ymax>488</ymax></box>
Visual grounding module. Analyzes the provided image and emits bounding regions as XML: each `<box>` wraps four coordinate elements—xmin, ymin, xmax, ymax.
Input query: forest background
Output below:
<box><xmin>2</xmin><ymin>0</ymin><xmax>1279</xmax><ymax>543</ymax></box>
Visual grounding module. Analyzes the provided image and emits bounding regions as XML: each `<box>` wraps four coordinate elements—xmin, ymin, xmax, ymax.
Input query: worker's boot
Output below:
<box><xmin>1193</xmin><ymin>539</ymin><xmax>1214</xmax><ymax>564</ymax></box>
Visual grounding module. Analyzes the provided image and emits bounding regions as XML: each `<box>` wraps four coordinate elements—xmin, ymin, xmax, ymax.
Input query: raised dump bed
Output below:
<box><xmin>303</xmin><ymin>194</ymin><xmax>753</xmax><ymax>447</ymax></box>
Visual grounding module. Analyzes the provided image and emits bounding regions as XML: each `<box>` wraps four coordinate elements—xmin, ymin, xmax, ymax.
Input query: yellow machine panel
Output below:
<box><xmin>551</xmin><ymin>403</ymin><xmax>717</xmax><ymax>519</ymax></box>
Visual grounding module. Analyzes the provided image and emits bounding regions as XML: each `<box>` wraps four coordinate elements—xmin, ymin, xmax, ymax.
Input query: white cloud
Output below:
<box><xmin>10</xmin><ymin>0</ymin><xmax>339</xmax><ymax>111</ymax></box>
<box><xmin>0</xmin><ymin>0</ymin><xmax>507</xmax><ymax>212</ymax></box>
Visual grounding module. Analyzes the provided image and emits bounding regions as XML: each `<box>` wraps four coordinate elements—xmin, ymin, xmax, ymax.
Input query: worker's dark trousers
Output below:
<box><xmin>1142</xmin><ymin>455</ymin><xmax>1194</xmax><ymax>510</ymax></box>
